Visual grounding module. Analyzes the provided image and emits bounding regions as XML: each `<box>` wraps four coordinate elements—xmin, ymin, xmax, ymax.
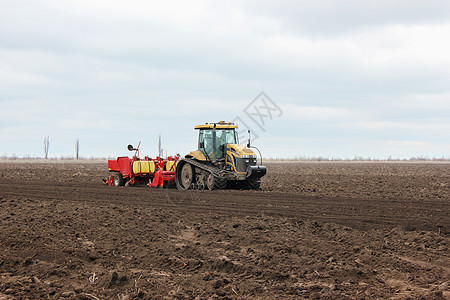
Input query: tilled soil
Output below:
<box><xmin>0</xmin><ymin>161</ymin><xmax>449</xmax><ymax>299</ymax></box>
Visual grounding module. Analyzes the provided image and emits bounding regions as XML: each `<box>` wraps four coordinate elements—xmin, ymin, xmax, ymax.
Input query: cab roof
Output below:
<box><xmin>195</xmin><ymin>121</ymin><xmax>238</xmax><ymax>130</ymax></box>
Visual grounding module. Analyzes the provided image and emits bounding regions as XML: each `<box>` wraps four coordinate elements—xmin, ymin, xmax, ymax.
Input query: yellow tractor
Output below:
<box><xmin>175</xmin><ymin>121</ymin><xmax>266</xmax><ymax>190</ymax></box>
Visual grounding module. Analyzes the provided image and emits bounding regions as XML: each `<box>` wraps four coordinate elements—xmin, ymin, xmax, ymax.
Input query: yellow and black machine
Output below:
<box><xmin>175</xmin><ymin>121</ymin><xmax>266</xmax><ymax>190</ymax></box>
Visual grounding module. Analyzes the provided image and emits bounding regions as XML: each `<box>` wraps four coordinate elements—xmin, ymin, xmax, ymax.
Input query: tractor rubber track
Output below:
<box><xmin>182</xmin><ymin>158</ymin><xmax>233</xmax><ymax>179</ymax></box>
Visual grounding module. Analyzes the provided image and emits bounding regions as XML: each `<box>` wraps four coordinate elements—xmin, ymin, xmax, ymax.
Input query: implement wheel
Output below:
<box><xmin>113</xmin><ymin>173</ymin><xmax>125</xmax><ymax>186</ymax></box>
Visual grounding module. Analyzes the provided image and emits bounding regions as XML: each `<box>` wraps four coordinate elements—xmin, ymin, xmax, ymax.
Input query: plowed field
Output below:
<box><xmin>0</xmin><ymin>161</ymin><xmax>449</xmax><ymax>299</ymax></box>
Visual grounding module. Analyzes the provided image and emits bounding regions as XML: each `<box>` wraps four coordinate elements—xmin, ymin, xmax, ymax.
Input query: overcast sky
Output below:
<box><xmin>1</xmin><ymin>0</ymin><xmax>449</xmax><ymax>159</ymax></box>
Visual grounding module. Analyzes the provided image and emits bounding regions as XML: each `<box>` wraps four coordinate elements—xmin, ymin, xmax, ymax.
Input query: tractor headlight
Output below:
<box><xmin>241</xmin><ymin>155</ymin><xmax>256</xmax><ymax>158</ymax></box>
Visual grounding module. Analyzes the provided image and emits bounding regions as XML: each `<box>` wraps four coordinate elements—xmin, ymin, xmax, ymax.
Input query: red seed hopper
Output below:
<box><xmin>104</xmin><ymin>142</ymin><xmax>179</xmax><ymax>188</ymax></box>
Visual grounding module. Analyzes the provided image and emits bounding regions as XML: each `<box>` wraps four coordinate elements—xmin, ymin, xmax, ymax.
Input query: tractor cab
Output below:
<box><xmin>185</xmin><ymin>121</ymin><xmax>240</xmax><ymax>163</ymax></box>
<box><xmin>198</xmin><ymin>124</ymin><xmax>237</xmax><ymax>161</ymax></box>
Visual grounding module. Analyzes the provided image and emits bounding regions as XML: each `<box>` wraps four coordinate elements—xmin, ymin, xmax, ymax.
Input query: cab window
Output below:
<box><xmin>199</xmin><ymin>129</ymin><xmax>236</xmax><ymax>159</ymax></box>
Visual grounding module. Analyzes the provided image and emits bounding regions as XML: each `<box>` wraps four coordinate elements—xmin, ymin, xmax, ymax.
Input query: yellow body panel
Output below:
<box><xmin>227</xmin><ymin>144</ymin><xmax>256</xmax><ymax>156</ymax></box>
<box><xmin>132</xmin><ymin>161</ymin><xmax>155</xmax><ymax>174</ymax></box>
<box><xmin>186</xmin><ymin>150</ymin><xmax>207</xmax><ymax>161</ymax></box>
<box><xmin>226</xmin><ymin>144</ymin><xmax>256</xmax><ymax>174</ymax></box>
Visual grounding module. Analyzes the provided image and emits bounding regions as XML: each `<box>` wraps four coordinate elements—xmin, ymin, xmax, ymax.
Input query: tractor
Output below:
<box><xmin>175</xmin><ymin>121</ymin><xmax>266</xmax><ymax>190</ymax></box>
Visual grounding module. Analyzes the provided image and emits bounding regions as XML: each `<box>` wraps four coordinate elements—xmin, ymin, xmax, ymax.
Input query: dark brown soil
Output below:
<box><xmin>0</xmin><ymin>161</ymin><xmax>449</xmax><ymax>299</ymax></box>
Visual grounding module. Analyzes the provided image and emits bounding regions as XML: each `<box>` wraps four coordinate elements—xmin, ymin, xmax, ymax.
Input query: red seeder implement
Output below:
<box><xmin>104</xmin><ymin>142</ymin><xmax>180</xmax><ymax>188</ymax></box>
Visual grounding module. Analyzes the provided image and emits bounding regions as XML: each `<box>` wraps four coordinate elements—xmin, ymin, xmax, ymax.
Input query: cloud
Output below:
<box><xmin>241</xmin><ymin>0</ymin><xmax>450</xmax><ymax>36</ymax></box>
<box><xmin>257</xmin><ymin>136</ymin><xmax>448</xmax><ymax>159</ymax></box>
<box><xmin>281</xmin><ymin>104</ymin><xmax>351</xmax><ymax>121</ymax></box>
<box><xmin>354</xmin><ymin>121</ymin><xmax>450</xmax><ymax>131</ymax></box>
<box><xmin>255</xmin><ymin>23</ymin><xmax>450</xmax><ymax>77</ymax></box>
<box><xmin>383</xmin><ymin>140</ymin><xmax>428</xmax><ymax>148</ymax></box>
<box><xmin>0</xmin><ymin>1</ymin><xmax>449</xmax><ymax>158</ymax></box>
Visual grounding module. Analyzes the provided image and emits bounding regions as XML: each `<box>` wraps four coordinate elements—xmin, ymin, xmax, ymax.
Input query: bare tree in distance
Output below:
<box><xmin>158</xmin><ymin>134</ymin><xmax>163</xmax><ymax>157</ymax></box>
<box><xmin>43</xmin><ymin>136</ymin><xmax>49</xmax><ymax>159</ymax></box>
<box><xmin>75</xmin><ymin>138</ymin><xmax>80</xmax><ymax>160</ymax></box>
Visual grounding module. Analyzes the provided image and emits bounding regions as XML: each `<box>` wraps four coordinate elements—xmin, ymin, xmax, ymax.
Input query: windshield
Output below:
<box><xmin>216</xmin><ymin>129</ymin><xmax>236</xmax><ymax>144</ymax></box>
<box><xmin>199</xmin><ymin>129</ymin><xmax>236</xmax><ymax>159</ymax></box>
